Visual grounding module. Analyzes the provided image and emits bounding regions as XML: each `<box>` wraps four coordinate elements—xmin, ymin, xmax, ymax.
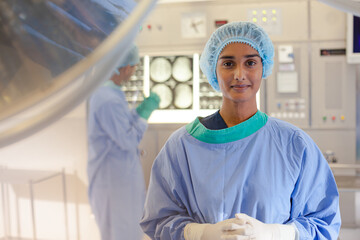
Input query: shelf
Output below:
<box><xmin>328</xmin><ymin>164</ymin><xmax>360</xmax><ymax>191</ymax></box>
<box><xmin>334</xmin><ymin>175</ymin><xmax>360</xmax><ymax>192</ymax></box>
<box><xmin>329</xmin><ymin>163</ymin><xmax>360</xmax><ymax>170</ymax></box>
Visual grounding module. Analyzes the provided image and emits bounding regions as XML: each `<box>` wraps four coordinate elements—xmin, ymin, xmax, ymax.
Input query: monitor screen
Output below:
<box><xmin>347</xmin><ymin>14</ymin><xmax>360</xmax><ymax>63</ymax></box>
<box><xmin>353</xmin><ymin>15</ymin><xmax>360</xmax><ymax>54</ymax></box>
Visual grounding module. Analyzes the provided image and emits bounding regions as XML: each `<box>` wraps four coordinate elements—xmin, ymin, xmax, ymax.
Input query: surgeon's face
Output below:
<box><xmin>111</xmin><ymin>65</ymin><xmax>137</xmax><ymax>86</ymax></box>
<box><xmin>216</xmin><ymin>42</ymin><xmax>263</xmax><ymax>106</ymax></box>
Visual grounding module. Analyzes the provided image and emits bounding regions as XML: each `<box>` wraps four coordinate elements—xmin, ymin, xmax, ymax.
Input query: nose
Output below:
<box><xmin>234</xmin><ymin>65</ymin><xmax>245</xmax><ymax>81</ymax></box>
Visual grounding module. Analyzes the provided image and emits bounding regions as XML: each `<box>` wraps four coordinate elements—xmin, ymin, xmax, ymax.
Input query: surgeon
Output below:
<box><xmin>140</xmin><ymin>22</ymin><xmax>340</xmax><ymax>240</ymax></box>
<box><xmin>87</xmin><ymin>45</ymin><xmax>160</xmax><ymax>240</ymax></box>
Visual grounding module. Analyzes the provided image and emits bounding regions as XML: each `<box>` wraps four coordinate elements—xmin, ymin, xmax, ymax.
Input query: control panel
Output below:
<box><xmin>264</xmin><ymin>43</ymin><xmax>310</xmax><ymax>128</ymax></box>
<box><xmin>311</xmin><ymin>41</ymin><xmax>356</xmax><ymax>129</ymax></box>
<box><xmin>121</xmin><ymin>57</ymin><xmax>145</xmax><ymax>108</ymax></box>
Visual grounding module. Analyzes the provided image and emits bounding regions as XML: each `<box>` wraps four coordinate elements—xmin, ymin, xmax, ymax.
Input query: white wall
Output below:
<box><xmin>0</xmin><ymin>102</ymin><xmax>101</xmax><ymax>240</ymax></box>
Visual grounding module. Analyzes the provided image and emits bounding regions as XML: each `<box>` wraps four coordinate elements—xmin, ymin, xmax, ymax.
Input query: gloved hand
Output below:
<box><xmin>184</xmin><ymin>218</ymin><xmax>252</xmax><ymax>240</ymax></box>
<box><xmin>222</xmin><ymin>213</ymin><xmax>296</xmax><ymax>240</ymax></box>
<box><xmin>136</xmin><ymin>92</ymin><xmax>160</xmax><ymax>120</ymax></box>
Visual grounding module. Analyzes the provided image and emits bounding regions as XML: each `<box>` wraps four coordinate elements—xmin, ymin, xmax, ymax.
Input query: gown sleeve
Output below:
<box><xmin>288</xmin><ymin>131</ymin><xmax>341</xmax><ymax>239</ymax></box>
<box><xmin>140</xmin><ymin>133</ymin><xmax>196</xmax><ymax>240</ymax></box>
<box><xmin>95</xmin><ymin>93</ymin><xmax>147</xmax><ymax>150</ymax></box>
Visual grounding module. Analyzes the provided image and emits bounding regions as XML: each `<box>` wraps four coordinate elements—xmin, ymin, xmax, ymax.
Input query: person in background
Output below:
<box><xmin>140</xmin><ymin>22</ymin><xmax>340</xmax><ymax>240</ymax></box>
<box><xmin>87</xmin><ymin>45</ymin><xmax>160</xmax><ymax>240</ymax></box>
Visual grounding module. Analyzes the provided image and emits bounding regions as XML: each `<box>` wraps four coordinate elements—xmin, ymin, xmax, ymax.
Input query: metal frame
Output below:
<box><xmin>0</xmin><ymin>168</ymin><xmax>69</xmax><ymax>240</ymax></box>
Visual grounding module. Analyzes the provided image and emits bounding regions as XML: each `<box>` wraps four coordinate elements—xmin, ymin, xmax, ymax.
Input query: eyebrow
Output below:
<box><xmin>219</xmin><ymin>54</ymin><xmax>261</xmax><ymax>59</ymax></box>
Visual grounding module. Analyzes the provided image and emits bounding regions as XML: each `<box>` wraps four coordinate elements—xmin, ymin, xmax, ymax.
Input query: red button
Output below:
<box><xmin>332</xmin><ymin>116</ymin><xmax>336</xmax><ymax>121</ymax></box>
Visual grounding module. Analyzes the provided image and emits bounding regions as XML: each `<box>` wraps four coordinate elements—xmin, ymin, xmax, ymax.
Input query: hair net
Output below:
<box><xmin>118</xmin><ymin>44</ymin><xmax>140</xmax><ymax>68</ymax></box>
<box><xmin>200</xmin><ymin>21</ymin><xmax>274</xmax><ymax>91</ymax></box>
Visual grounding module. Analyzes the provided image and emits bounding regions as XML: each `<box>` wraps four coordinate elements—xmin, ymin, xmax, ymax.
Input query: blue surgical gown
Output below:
<box><xmin>140</xmin><ymin>111</ymin><xmax>340</xmax><ymax>240</ymax></box>
<box><xmin>87</xmin><ymin>81</ymin><xmax>147</xmax><ymax>240</ymax></box>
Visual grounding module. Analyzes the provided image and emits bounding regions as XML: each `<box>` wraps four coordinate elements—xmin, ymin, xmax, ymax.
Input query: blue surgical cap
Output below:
<box><xmin>118</xmin><ymin>45</ymin><xmax>140</xmax><ymax>68</ymax></box>
<box><xmin>200</xmin><ymin>21</ymin><xmax>274</xmax><ymax>92</ymax></box>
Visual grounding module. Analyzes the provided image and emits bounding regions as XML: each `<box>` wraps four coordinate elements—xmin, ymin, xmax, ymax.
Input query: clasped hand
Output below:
<box><xmin>203</xmin><ymin>213</ymin><xmax>285</xmax><ymax>240</ymax></box>
<box><xmin>185</xmin><ymin>213</ymin><xmax>295</xmax><ymax>240</ymax></box>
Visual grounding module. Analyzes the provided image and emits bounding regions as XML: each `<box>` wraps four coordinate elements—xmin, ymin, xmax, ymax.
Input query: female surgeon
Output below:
<box><xmin>140</xmin><ymin>22</ymin><xmax>340</xmax><ymax>240</ymax></box>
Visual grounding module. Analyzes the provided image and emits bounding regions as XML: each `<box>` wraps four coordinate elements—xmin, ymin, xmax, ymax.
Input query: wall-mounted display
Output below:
<box><xmin>150</xmin><ymin>57</ymin><xmax>172</xmax><ymax>82</ymax></box>
<box><xmin>149</xmin><ymin>55</ymin><xmax>193</xmax><ymax>109</ymax></box>
<box><xmin>174</xmin><ymin>83</ymin><xmax>193</xmax><ymax>109</ymax></box>
<box><xmin>199</xmin><ymin>70</ymin><xmax>222</xmax><ymax>109</ymax></box>
<box><xmin>122</xmin><ymin>57</ymin><xmax>145</xmax><ymax>107</ymax></box>
<box><xmin>172</xmin><ymin>57</ymin><xmax>193</xmax><ymax>82</ymax></box>
<box><xmin>123</xmin><ymin>54</ymin><xmax>224</xmax><ymax>115</ymax></box>
<box><xmin>151</xmin><ymin>83</ymin><xmax>173</xmax><ymax>109</ymax></box>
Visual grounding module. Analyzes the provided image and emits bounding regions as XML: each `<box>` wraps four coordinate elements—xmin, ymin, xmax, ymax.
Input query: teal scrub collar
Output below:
<box><xmin>186</xmin><ymin>110</ymin><xmax>268</xmax><ymax>144</ymax></box>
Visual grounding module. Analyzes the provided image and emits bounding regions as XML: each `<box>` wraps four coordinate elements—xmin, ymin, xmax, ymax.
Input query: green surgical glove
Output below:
<box><xmin>136</xmin><ymin>92</ymin><xmax>160</xmax><ymax>120</ymax></box>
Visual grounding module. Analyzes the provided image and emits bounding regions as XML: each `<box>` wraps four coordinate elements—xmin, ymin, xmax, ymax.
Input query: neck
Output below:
<box><xmin>219</xmin><ymin>98</ymin><xmax>258</xmax><ymax>127</ymax></box>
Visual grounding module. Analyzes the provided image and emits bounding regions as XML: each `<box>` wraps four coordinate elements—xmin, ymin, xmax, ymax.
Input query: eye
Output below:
<box><xmin>246</xmin><ymin>60</ymin><xmax>257</xmax><ymax>66</ymax></box>
<box><xmin>222</xmin><ymin>61</ymin><xmax>234</xmax><ymax>67</ymax></box>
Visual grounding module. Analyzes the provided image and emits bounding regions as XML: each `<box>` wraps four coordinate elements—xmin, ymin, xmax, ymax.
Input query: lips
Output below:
<box><xmin>231</xmin><ymin>84</ymin><xmax>250</xmax><ymax>90</ymax></box>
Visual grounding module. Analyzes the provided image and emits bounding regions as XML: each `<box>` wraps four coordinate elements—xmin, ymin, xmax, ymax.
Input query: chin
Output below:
<box><xmin>225</xmin><ymin>94</ymin><xmax>256</xmax><ymax>104</ymax></box>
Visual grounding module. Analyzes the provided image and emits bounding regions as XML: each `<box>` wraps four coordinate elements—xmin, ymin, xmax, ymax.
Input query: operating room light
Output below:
<box><xmin>318</xmin><ymin>0</ymin><xmax>360</xmax><ymax>16</ymax></box>
<box><xmin>0</xmin><ymin>0</ymin><xmax>157</xmax><ymax>148</ymax></box>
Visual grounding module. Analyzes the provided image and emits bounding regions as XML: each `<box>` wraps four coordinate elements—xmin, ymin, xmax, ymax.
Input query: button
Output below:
<box><xmin>332</xmin><ymin>116</ymin><xmax>336</xmax><ymax>121</ymax></box>
<box><xmin>323</xmin><ymin>116</ymin><xmax>327</xmax><ymax>121</ymax></box>
<box><xmin>300</xmin><ymin>112</ymin><xmax>305</xmax><ymax>119</ymax></box>
<box><xmin>288</xmin><ymin>112</ymin><xmax>294</xmax><ymax>118</ymax></box>
<box><xmin>277</xmin><ymin>103</ymin><xmax>281</xmax><ymax>109</ymax></box>
<box><xmin>147</xmin><ymin>25</ymin><xmax>152</xmax><ymax>30</ymax></box>
<box><xmin>294</xmin><ymin>113</ymin><xmax>300</xmax><ymax>118</ymax></box>
<box><xmin>341</xmin><ymin>115</ymin><xmax>345</xmax><ymax>121</ymax></box>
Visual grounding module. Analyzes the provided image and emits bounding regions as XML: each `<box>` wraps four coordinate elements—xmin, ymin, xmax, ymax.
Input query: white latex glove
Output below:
<box><xmin>222</xmin><ymin>213</ymin><xmax>295</xmax><ymax>240</ymax></box>
<box><xmin>184</xmin><ymin>218</ymin><xmax>253</xmax><ymax>240</ymax></box>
